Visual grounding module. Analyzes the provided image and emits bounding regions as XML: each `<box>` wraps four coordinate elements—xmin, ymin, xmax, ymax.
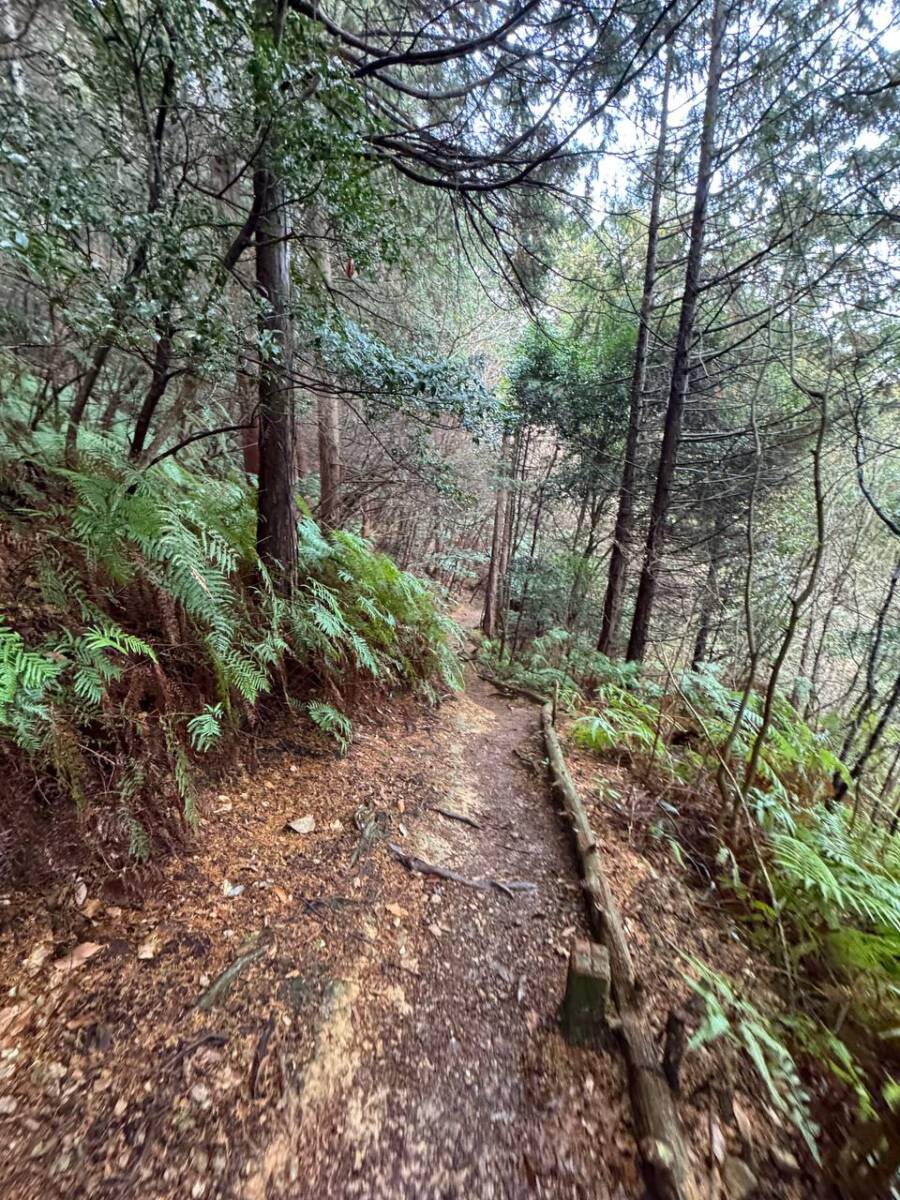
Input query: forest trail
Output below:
<box><xmin>0</xmin><ymin>665</ymin><xmax>641</xmax><ymax>1200</ymax></box>
<box><xmin>277</xmin><ymin>670</ymin><xmax>635</xmax><ymax>1199</ymax></box>
<box><xmin>1</xmin><ymin>646</ymin><xmax>805</xmax><ymax>1200</ymax></box>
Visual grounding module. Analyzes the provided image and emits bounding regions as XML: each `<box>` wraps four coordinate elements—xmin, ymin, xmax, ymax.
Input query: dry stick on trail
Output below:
<box><xmin>385</xmin><ymin>841</ymin><xmax>536</xmax><ymax>898</ymax></box>
<box><xmin>541</xmin><ymin>702</ymin><xmax>702</xmax><ymax>1200</ymax></box>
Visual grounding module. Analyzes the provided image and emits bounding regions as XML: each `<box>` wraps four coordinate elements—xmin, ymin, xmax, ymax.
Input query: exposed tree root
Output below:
<box><xmin>386</xmin><ymin>841</ymin><xmax>536</xmax><ymax>899</ymax></box>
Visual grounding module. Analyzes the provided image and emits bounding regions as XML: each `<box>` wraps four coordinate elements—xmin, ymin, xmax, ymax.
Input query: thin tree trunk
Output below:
<box><xmin>65</xmin><ymin>55</ymin><xmax>177</xmax><ymax>462</ymax></box>
<box><xmin>626</xmin><ymin>0</ymin><xmax>726</xmax><ymax>663</ymax></box>
<box><xmin>313</xmin><ymin>217</ymin><xmax>341</xmax><ymax>529</ymax></box>
<box><xmin>598</xmin><ymin>48</ymin><xmax>672</xmax><ymax>657</ymax></box>
<box><xmin>482</xmin><ymin>431</ymin><xmax>511</xmax><ymax>638</ymax></box>
<box><xmin>836</xmin><ymin>558</ymin><xmax>900</xmax><ymax>774</ymax></box>
<box><xmin>512</xmin><ymin>444</ymin><xmax>559</xmax><ymax>654</ymax></box>
<box><xmin>691</xmin><ymin>521</ymin><xmax>721</xmax><ymax>669</ymax></box>
<box><xmin>142</xmin><ymin>373</ymin><xmax>199</xmax><ymax>464</ymax></box>
<box><xmin>317</xmin><ymin>390</ymin><xmax>341</xmax><ymax>528</ymax></box>
<box><xmin>253</xmin><ymin>0</ymin><xmax>296</xmax><ymax>589</ymax></box>
<box><xmin>130</xmin><ymin>328</ymin><xmax>173</xmax><ymax>459</ymax></box>
<box><xmin>837</xmin><ymin>670</ymin><xmax>900</xmax><ymax>808</ymax></box>
<box><xmin>742</xmin><ymin>396</ymin><xmax>828</xmax><ymax>800</ymax></box>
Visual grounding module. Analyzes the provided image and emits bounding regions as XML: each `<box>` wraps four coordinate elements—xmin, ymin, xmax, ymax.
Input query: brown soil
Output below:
<box><xmin>0</xmin><ymin>666</ymin><xmax>816</xmax><ymax>1199</ymax></box>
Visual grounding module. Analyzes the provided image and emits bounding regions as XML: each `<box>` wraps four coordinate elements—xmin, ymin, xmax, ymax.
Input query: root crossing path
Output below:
<box><xmin>280</xmin><ymin>675</ymin><xmax>635</xmax><ymax>1200</ymax></box>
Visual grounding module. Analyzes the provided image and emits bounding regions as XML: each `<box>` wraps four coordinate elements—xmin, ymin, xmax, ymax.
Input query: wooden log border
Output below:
<box><xmin>541</xmin><ymin>701</ymin><xmax>701</xmax><ymax>1200</ymax></box>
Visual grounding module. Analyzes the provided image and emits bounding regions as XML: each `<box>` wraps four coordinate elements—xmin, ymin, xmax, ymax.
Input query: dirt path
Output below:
<box><xmin>286</xmin><ymin>673</ymin><xmax>633</xmax><ymax>1199</ymax></box>
<box><xmin>0</xmin><ymin>671</ymin><xmax>638</xmax><ymax>1200</ymax></box>
<box><xmin>0</xmin><ymin>662</ymin><xmax>808</xmax><ymax>1200</ymax></box>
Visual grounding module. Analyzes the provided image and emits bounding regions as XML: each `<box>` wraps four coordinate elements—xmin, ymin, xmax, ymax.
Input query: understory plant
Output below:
<box><xmin>568</xmin><ymin>659</ymin><xmax>900</xmax><ymax>1166</ymax></box>
<box><xmin>0</xmin><ymin>423</ymin><xmax>461</xmax><ymax>868</ymax></box>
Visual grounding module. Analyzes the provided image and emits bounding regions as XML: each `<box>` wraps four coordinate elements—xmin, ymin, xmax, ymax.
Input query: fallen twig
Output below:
<box><xmin>161</xmin><ymin>1030</ymin><xmax>228</xmax><ymax>1071</ymax></box>
<box><xmin>196</xmin><ymin>939</ymin><xmax>269</xmax><ymax>1012</ymax></box>
<box><xmin>433</xmin><ymin>805</ymin><xmax>482</xmax><ymax>829</ymax></box>
<box><xmin>249</xmin><ymin>1013</ymin><xmax>275</xmax><ymax>1098</ymax></box>
<box><xmin>386</xmin><ymin>842</ymin><xmax>536</xmax><ymax>898</ymax></box>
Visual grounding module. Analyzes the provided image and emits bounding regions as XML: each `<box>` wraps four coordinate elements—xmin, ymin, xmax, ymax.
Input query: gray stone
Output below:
<box><xmin>723</xmin><ymin>1155</ymin><xmax>757</xmax><ymax>1199</ymax></box>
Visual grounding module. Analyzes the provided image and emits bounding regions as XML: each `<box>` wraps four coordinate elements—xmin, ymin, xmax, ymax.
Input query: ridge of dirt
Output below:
<box><xmin>0</xmin><ymin>660</ymin><xmax>815</xmax><ymax>1199</ymax></box>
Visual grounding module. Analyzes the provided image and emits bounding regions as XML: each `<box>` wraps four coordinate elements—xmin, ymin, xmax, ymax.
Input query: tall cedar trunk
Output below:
<box><xmin>512</xmin><ymin>444</ymin><xmax>560</xmax><ymax>653</ymax></box>
<box><xmin>482</xmin><ymin>432</ymin><xmax>511</xmax><ymax>637</ymax></box>
<box><xmin>255</xmin><ymin>159</ymin><xmax>297</xmax><ymax>586</ymax></box>
<box><xmin>253</xmin><ymin>2</ymin><xmax>296</xmax><ymax>590</ymax></box>
<box><xmin>626</xmin><ymin>0</ymin><xmax>726</xmax><ymax>663</ymax></box>
<box><xmin>598</xmin><ymin>48</ymin><xmax>672</xmax><ymax>657</ymax></box>
<box><xmin>498</xmin><ymin>427</ymin><xmax>526</xmax><ymax>659</ymax></box>
<box><xmin>314</xmin><ymin>219</ymin><xmax>341</xmax><ymax>529</ymax></box>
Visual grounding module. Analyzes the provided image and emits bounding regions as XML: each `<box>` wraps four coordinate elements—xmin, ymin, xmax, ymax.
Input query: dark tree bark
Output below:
<box><xmin>835</xmin><ymin>557</ymin><xmax>900</xmax><ymax>778</ymax></box>
<box><xmin>598</xmin><ymin>47</ymin><xmax>672</xmax><ymax>657</ymax></box>
<box><xmin>626</xmin><ymin>0</ymin><xmax>726</xmax><ymax>663</ymax></box>
<box><xmin>130</xmin><ymin>328</ymin><xmax>173</xmax><ymax>460</ymax></box>
<box><xmin>253</xmin><ymin>1</ymin><xmax>297</xmax><ymax>588</ymax></box>
<box><xmin>836</xmin><ymin>670</ymin><xmax>900</xmax><ymax>808</ymax></box>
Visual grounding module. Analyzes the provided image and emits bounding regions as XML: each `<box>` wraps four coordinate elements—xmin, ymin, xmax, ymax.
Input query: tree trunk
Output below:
<box><xmin>130</xmin><ymin>327</ymin><xmax>173</xmax><ymax>460</ymax></box>
<box><xmin>65</xmin><ymin>56</ymin><xmax>177</xmax><ymax>463</ymax></box>
<box><xmin>253</xmin><ymin>2</ymin><xmax>297</xmax><ymax>590</ymax></box>
<box><xmin>836</xmin><ymin>669</ymin><xmax>900</xmax><ymax>807</ymax></box>
<box><xmin>598</xmin><ymin>48</ymin><xmax>672</xmax><ymax>657</ymax></box>
<box><xmin>317</xmin><ymin>390</ymin><xmax>341</xmax><ymax>528</ymax></box>
<box><xmin>313</xmin><ymin>217</ymin><xmax>341</xmax><ymax>529</ymax></box>
<box><xmin>482</xmin><ymin>432</ymin><xmax>511</xmax><ymax>637</ymax></box>
<box><xmin>626</xmin><ymin>0</ymin><xmax>726</xmax><ymax>663</ymax></box>
<box><xmin>691</xmin><ymin>524</ymin><xmax>721</xmax><ymax>669</ymax></box>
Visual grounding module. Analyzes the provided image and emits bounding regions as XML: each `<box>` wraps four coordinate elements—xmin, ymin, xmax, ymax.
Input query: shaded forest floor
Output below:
<box><xmin>0</xmin><ymin>656</ymin><xmax>816</xmax><ymax>1198</ymax></box>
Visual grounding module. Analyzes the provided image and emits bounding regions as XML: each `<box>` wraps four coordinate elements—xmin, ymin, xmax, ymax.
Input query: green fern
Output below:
<box><xmin>308</xmin><ymin>700</ymin><xmax>352</xmax><ymax>753</ymax></box>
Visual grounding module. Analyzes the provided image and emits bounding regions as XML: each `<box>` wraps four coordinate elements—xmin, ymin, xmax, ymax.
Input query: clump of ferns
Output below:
<box><xmin>1</xmin><ymin>446</ymin><xmax>461</xmax><ymax>857</ymax></box>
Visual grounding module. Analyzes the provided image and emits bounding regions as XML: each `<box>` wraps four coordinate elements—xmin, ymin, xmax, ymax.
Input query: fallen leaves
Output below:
<box><xmin>23</xmin><ymin>942</ymin><xmax>53</xmax><ymax>975</ymax></box>
<box><xmin>53</xmin><ymin>942</ymin><xmax>104</xmax><ymax>975</ymax></box>
<box><xmin>137</xmin><ymin>935</ymin><xmax>159</xmax><ymax>961</ymax></box>
<box><xmin>0</xmin><ymin>1003</ymin><xmax>33</xmax><ymax>1047</ymax></box>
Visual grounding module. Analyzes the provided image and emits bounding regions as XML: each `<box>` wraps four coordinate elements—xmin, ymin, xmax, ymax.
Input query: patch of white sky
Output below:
<box><xmin>577</xmin><ymin>0</ymin><xmax>900</xmax><ymax>224</ymax></box>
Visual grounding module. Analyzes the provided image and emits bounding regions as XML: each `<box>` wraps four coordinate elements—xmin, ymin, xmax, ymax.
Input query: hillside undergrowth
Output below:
<box><xmin>0</xmin><ymin>418</ymin><xmax>460</xmax><ymax>882</ymax></box>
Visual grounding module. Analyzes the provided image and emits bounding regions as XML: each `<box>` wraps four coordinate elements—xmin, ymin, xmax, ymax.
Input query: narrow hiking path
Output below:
<box><xmin>284</xmin><ymin>672</ymin><xmax>634</xmax><ymax>1199</ymax></box>
<box><xmin>0</xmin><ymin>661</ymin><xmax>808</xmax><ymax>1200</ymax></box>
<box><xmin>0</xmin><ymin>669</ymin><xmax>636</xmax><ymax>1200</ymax></box>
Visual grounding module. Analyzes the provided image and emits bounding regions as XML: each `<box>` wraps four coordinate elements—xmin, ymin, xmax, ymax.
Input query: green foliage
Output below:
<box><xmin>683</xmin><ymin>956</ymin><xmax>821</xmax><ymax>1160</ymax></box>
<box><xmin>570</xmin><ymin>657</ymin><xmax>900</xmax><ymax>1146</ymax></box>
<box><xmin>0</xmin><ymin>428</ymin><xmax>460</xmax><ymax>857</ymax></box>
<box><xmin>476</xmin><ymin>627</ymin><xmax>638</xmax><ymax>710</ymax></box>
<box><xmin>307</xmin><ymin>701</ymin><xmax>352</xmax><ymax>753</ymax></box>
